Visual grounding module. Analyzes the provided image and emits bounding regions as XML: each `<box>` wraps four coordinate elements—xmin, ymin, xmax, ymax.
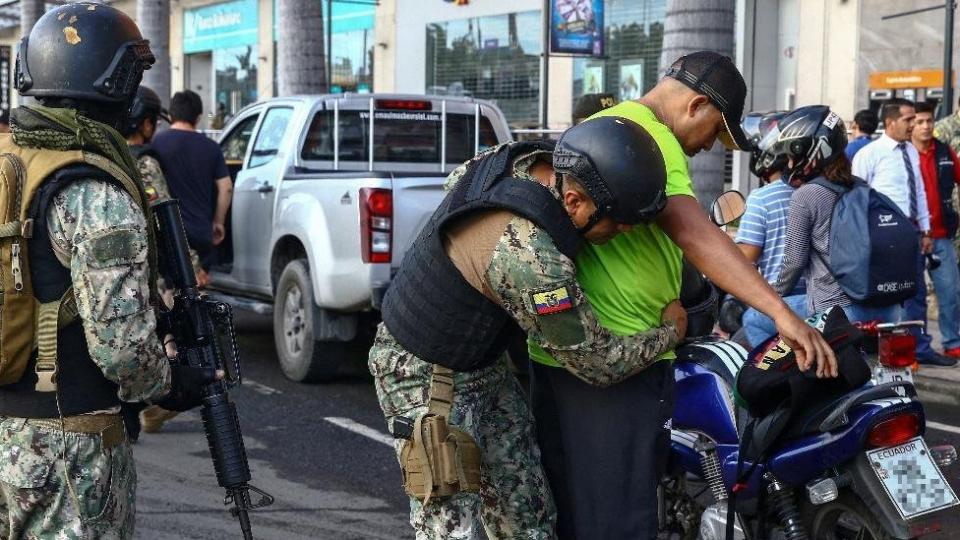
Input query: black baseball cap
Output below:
<box><xmin>573</xmin><ymin>93</ymin><xmax>617</xmax><ymax>124</ymax></box>
<box><xmin>665</xmin><ymin>51</ymin><xmax>752</xmax><ymax>151</ymax></box>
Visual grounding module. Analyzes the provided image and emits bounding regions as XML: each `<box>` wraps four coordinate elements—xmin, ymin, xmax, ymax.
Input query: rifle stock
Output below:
<box><xmin>152</xmin><ymin>200</ymin><xmax>273</xmax><ymax>540</ymax></box>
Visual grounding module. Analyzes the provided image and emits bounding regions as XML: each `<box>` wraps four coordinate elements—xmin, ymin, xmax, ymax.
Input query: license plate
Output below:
<box><xmin>873</xmin><ymin>365</ymin><xmax>913</xmax><ymax>395</ymax></box>
<box><xmin>867</xmin><ymin>437</ymin><xmax>959</xmax><ymax>520</ymax></box>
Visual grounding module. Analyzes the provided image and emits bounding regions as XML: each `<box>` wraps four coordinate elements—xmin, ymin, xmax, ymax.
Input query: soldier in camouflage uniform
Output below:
<box><xmin>123</xmin><ymin>85</ymin><xmax>205</xmax><ymax>438</ymax></box>
<box><xmin>370</xmin><ymin>117</ymin><xmax>686</xmax><ymax>539</ymax></box>
<box><xmin>0</xmin><ymin>5</ymin><xmax>214</xmax><ymax>538</ymax></box>
<box><xmin>934</xmin><ymin>102</ymin><xmax>960</xmax><ymax>155</ymax></box>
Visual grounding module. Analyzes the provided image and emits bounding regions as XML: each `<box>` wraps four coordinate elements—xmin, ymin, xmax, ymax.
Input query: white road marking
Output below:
<box><xmin>243</xmin><ymin>378</ymin><xmax>282</xmax><ymax>395</ymax></box>
<box><xmin>324</xmin><ymin>417</ymin><xmax>394</xmax><ymax>447</ymax></box>
<box><xmin>928</xmin><ymin>421</ymin><xmax>960</xmax><ymax>436</ymax></box>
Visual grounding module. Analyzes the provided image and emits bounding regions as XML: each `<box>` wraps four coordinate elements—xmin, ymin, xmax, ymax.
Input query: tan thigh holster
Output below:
<box><xmin>399</xmin><ymin>365</ymin><xmax>482</xmax><ymax>504</ymax></box>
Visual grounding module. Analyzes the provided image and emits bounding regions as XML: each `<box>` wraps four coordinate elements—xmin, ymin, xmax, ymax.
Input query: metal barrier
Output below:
<box><xmin>511</xmin><ymin>128</ymin><xmax>565</xmax><ymax>142</ymax></box>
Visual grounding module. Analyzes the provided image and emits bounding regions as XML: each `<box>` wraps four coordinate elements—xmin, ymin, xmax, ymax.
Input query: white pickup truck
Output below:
<box><xmin>207</xmin><ymin>94</ymin><xmax>512</xmax><ymax>382</ymax></box>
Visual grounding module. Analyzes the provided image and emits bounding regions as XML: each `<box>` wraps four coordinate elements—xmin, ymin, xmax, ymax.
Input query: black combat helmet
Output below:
<box><xmin>123</xmin><ymin>85</ymin><xmax>169</xmax><ymax>136</ymax></box>
<box><xmin>553</xmin><ymin>116</ymin><xmax>668</xmax><ymax>227</ymax></box>
<box><xmin>16</xmin><ymin>2</ymin><xmax>155</xmax><ymax>104</ymax></box>
<box><xmin>757</xmin><ymin>105</ymin><xmax>848</xmax><ymax>184</ymax></box>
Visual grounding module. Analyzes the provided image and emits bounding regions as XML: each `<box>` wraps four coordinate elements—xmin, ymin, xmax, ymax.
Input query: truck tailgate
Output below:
<box><xmin>390</xmin><ymin>174</ymin><xmax>448</xmax><ymax>267</ymax></box>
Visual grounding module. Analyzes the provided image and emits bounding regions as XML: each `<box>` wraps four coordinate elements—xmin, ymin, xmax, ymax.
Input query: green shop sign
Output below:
<box><xmin>184</xmin><ymin>0</ymin><xmax>258</xmax><ymax>54</ymax></box>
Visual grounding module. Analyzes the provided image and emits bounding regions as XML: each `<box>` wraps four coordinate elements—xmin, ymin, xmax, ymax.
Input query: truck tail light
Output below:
<box><xmin>879</xmin><ymin>333</ymin><xmax>916</xmax><ymax>368</ymax></box>
<box><xmin>867</xmin><ymin>413</ymin><xmax>920</xmax><ymax>448</ymax></box>
<box><xmin>360</xmin><ymin>188</ymin><xmax>392</xmax><ymax>264</ymax></box>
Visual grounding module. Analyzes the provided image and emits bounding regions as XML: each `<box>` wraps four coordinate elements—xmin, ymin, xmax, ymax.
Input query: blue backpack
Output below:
<box><xmin>810</xmin><ymin>177</ymin><xmax>918</xmax><ymax>306</ymax></box>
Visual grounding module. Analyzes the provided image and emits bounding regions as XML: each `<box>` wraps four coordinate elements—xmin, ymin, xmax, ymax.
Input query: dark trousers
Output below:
<box><xmin>529</xmin><ymin>360</ymin><xmax>675</xmax><ymax>540</ymax></box>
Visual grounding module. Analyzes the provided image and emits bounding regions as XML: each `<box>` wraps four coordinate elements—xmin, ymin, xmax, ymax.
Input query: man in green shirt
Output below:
<box><xmin>529</xmin><ymin>51</ymin><xmax>838</xmax><ymax>539</ymax></box>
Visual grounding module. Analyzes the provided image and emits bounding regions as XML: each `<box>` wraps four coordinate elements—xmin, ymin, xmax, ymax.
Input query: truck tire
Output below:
<box><xmin>274</xmin><ymin>259</ymin><xmax>343</xmax><ymax>382</ymax></box>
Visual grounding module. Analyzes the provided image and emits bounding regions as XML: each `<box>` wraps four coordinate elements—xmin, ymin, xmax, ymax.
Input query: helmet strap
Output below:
<box><xmin>577</xmin><ymin>210</ymin><xmax>603</xmax><ymax>235</ymax></box>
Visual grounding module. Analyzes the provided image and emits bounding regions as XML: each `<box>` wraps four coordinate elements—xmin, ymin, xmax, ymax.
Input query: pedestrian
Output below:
<box><xmin>735</xmin><ymin>111</ymin><xmax>808</xmax><ymax>348</ymax></box>
<box><xmin>773</xmin><ymin>106</ymin><xmax>902</xmax><ymax>326</ymax></box>
<box><xmin>912</xmin><ymin>101</ymin><xmax>960</xmax><ymax>360</ymax></box>
<box><xmin>0</xmin><ymin>4</ymin><xmax>214</xmax><ymax>537</ymax></box>
<box><xmin>123</xmin><ymin>85</ymin><xmax>208</xmax><ymax>439</ymax></box>
<box><xmin>151</xmin><ymin>90</ymin><xmax>232</xmax><ymax>279</ymax></box>
<box><xmin>845</xmin><ymin>109</ymin><xmax>878</xmax><ymax>160</ymax></box>
<box><xmin>371</xmin><ymin>117</ymin><xmax>687</xmax><ymax>539</ymax></box>
<box><xmin>935</xmin><ymin>96</ymin><xmax>960</xmax><ymax>154</ymax></box>
<box><xmin>528</xmin><ymin>52</ymin><xmax>838</xmax><ymax>540</ymax></box>
<box><xmin>853</xmin><ymin>98</ymin><xmax>956</xmax><ymax>366</ymax></box>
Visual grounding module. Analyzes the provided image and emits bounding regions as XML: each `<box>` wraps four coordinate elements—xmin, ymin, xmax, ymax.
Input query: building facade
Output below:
<box><xmin>378</xmin><ymin>0</ymin><xmax>668</xmax><ymax>130</ymax></box>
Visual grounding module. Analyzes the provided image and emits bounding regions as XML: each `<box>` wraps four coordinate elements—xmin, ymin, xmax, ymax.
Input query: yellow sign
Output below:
<box><xmin>869</xmin><ymin>69</ymin><xmax>952</xmax><ymax>90</ymax></box>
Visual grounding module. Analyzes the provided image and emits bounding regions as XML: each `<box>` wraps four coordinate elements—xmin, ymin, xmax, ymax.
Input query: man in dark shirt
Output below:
<box><xmin>151</xmin><ymin>90</ymin><xmax>232</xmax><ymax>272</ymax></box>
<box><xmin>845</xmin><ymin>109</ymin><xmax>878</xmax><ymax>160</ymax></box>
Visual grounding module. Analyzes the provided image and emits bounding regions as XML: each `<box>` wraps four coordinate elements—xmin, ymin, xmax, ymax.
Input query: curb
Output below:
<box><xmin>914</xmin><ymin>372</ymin><xmax>960</xmax><ymax>407</ymax></box>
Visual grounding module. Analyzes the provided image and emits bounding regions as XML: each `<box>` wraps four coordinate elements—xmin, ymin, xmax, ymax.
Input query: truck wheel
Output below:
<box><xmin>274</xmin><ymin>259</ymin><xmax>343</xmax><ymax>382</ymax></box>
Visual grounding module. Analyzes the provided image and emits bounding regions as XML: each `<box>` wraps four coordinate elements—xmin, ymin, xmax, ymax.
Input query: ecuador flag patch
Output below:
<box><xmin>532</xmin><ymin>286</ymin><xmax>573</xmax><ymax>315</ymax></box>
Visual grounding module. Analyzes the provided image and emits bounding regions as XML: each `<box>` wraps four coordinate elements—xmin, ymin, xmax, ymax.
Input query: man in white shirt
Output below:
<box><xmin>853</xmin><ymin>98</ymin><xmax>956</xmax><ymax>367</ymax></box>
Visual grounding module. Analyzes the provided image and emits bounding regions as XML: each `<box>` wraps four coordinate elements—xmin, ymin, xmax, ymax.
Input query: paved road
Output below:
<box><xmin>135</xmin><ymin>313</ymin><xmax>408</xmax><ymax>539</ymax></box>
<box><xmin>134</xmin><ymin>312</ymin><xmax>960</xmax><ymax>539</ymax></box>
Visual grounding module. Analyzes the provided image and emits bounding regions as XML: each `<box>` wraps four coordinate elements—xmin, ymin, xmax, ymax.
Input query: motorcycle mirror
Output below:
<box><xmin>710</xmin><ymin>190</ymin><xmax>746</xmax><ymax>226</ymax></box>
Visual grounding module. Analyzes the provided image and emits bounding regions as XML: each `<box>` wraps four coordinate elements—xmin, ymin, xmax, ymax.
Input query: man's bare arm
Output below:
<box><xmin>657</xmin><ymin>195</ymin><xmax>837</xmax><ymax>377</ymax></box>
<box><xmin>212</xmin><ymin>176</ymin><xmax>232</xmax><ymax>245</ymax></box>
<box><xmin>737</xmin><ymin>243</ymin><xmax>762</xmax><ymax>264</ymax></box>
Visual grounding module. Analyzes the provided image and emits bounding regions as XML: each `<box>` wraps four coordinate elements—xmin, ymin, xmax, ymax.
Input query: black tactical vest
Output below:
<box><xmin>0</xmin><ymin>165</ymin><xmax>122</xmax><ymax>417</ymax></box>
<box><xmin>381</xmin><ymin>141</ymin><xmax>582</xmax><ymax>372</ymax></box>
<box><xmin>934</xmin><ymin>140</ymin><xmax>959</xmax><ymax>238</ymax></box>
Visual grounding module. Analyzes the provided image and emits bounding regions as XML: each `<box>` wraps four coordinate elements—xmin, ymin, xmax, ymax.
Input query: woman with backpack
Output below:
<box><xmin>770</xmin><ymin>105</ymin><xmax>908</xmax><ymax>323</ymax></box>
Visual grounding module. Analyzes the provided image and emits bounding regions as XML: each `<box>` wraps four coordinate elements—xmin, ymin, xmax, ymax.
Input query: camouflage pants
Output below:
<box><xmin>0</xmin><ymin>417</ymin><xmax>136</xmax><ymax>539</ymax></box>
<box><xmin>369</xmin><ymin>326</ymin><xmax>556</xmax><ymax>539</ymax></box>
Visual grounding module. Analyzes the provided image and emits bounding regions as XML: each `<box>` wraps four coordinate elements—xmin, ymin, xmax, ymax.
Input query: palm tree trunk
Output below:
<box><xmin>277</xmin><ymin>0</ymin><xmax>326</xmax><ymax>95</ymax></box>
<box><xmin>138</xmin><ymin>0</ymin><xmax>171</xmax><ymax>106</ymax></box>
<box><xmin>659</xmin><ymin>0</ymin><xmax>736</xmax><ymax>208</ymax></box>
<box><xmin>20</xmin><ymin>0</ymin><xmax>42</xmax><ymax>39</ymax></box>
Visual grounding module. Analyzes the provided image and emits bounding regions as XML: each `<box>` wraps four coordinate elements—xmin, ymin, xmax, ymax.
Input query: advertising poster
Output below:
<box><xmin>550</xmin><ymin>0</ymin><xmax>604</xmax><ymax>56</ymax></box>
<box><xmin>584</xmin><ymin>65</ymin><xmax>604</xmax><ymax>94</ymax></box>
<box><xmin>619</xmin><ymin>59</ymin><xmax>644</xmax><ymax>101</ymax></box>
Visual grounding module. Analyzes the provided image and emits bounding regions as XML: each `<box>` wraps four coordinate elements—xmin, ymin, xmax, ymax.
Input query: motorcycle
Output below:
<box><xmin>659</xmin><ymin>192</ymin><xmax>960</xmax><ymax>540</ymax></box>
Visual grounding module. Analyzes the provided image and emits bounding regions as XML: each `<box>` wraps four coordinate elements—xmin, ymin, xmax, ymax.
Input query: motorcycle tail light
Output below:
<box><xmin>806</xmin><ymin>478</ymin><xmax>839</xmax><ymax>505</ymax></box>
<box><xmin>867</xmin><ymin>413</ymin><xmax>920</xmax><ymax>448</ymax></box>
<box><xmin>879</xmin><ymin>333</ymin><xmax>916</xmax><ymax>368</ymax></box>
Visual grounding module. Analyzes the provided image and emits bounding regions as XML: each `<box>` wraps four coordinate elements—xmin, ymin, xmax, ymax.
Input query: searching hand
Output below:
<box><xmin>661</xmin><ymin>300</ymin><xmax>688</xmax><ymax>342</ymax></box>
<box><xmin>921</xmin><ymin>236</ymin><xmax>934</xmax><ymax>255</ymax></box>
<box><xmin>775</xmin><ymin>312</ymin><xmax>838</xmax><ymax>378</ymax></box>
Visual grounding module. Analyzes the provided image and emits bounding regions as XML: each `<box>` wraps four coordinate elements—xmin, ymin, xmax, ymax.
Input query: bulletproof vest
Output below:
<box><xmin>934</xmin><ymin>140</ymin><xmax>959</xmax><ymax>238</ymax></box>
<box><xmin>0</xmin><ymin>137</ymin><xmax>154</xmax><ymax>418</ymax></box>
<box><xmin>382</xmin><ymin>141</ymin><xmax>582</xmax><ymax>372</ymax></box>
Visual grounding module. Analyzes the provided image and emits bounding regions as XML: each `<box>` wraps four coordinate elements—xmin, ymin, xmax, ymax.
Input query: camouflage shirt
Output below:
<box><xmin>439</xmin><ymin>148</ymin><xmax>679</xmax><ymax>387</ymax></box>
<box><xmin>138</xmin><ymin>154</ymin><xmax>172</xmax><ymax>203</ymax></box>
<box><xmin>935</xmin><ymin>114</ymin><xmax>960</xmax><ymax>155</ymax></box>
<box><xmin>47</xmin><ymin>178</ymin><xmax>172</xmax><ymax>402</ymax></box>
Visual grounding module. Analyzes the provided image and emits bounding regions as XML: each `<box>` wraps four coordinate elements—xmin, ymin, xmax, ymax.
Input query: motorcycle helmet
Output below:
<box><xmin>742</xmin><ymin>111</ymin><xmax>788</xmax><ymax>180</ymax></box>
<box><xmin>755</xmin><ymin>105</ymin><xmax>848</xmax><ymax>184</ymax></box>
<box><xmin>679</xmin><ymin>260</ymin><xmax>719</xmax><ymax>339</ymax></box>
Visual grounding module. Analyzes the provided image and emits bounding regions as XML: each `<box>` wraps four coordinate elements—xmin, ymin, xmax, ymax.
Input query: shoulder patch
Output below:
<box><xmin>531</xmin><ymin>285</ymin><xmax>574</xmax><ymax>315</ymax></box>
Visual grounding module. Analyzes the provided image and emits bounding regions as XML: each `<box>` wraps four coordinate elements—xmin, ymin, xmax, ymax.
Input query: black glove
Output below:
<box><xmin>156</xmin><ymin>363</ymin><xmax>217</xmax><ymax>412</ymax></box>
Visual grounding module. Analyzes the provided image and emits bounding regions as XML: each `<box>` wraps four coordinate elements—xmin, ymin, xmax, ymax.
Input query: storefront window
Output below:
<box><xmin>572</xmin><ymin>0</ymin><xmax>666</xmax><ymax>103</ymax></box>
<box><xmin>215</xmin><ymin>45</ymin><xmax>258</xmax><ymax>118</ymax></box>
<box><xmin>426</xmin><ymin>11</ymin><xmax>542</xmax><ymax>128</ymax></box>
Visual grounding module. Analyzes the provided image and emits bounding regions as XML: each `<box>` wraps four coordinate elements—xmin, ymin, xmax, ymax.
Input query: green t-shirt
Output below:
<box><xmin>529</xmin><ymin>101</ymin><xmax>695</xmax><ymax>366</ymax></box>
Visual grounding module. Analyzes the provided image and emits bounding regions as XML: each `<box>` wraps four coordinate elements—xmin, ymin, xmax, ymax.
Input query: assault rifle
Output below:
<box><xmin>152</xmin><ymin>199</ymin><xmax>273</xmax><ymax>540</ymax></box>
